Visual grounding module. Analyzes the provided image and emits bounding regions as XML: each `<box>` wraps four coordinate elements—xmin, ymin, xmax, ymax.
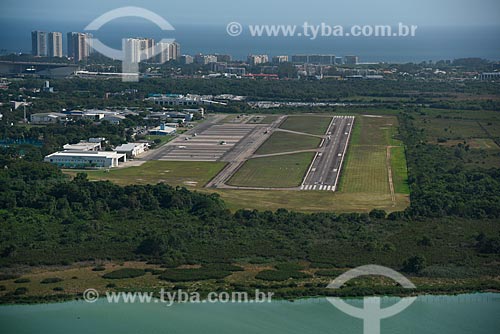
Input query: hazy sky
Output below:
<box><xmin>1</xmin><ymin>0</ymin><xmax>500</xmax><ymax>26</ymax></box>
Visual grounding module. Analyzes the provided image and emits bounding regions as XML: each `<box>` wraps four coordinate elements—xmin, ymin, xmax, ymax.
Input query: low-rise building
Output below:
<box><xmin>63</xmin><ymin>142</ymin><xmax>101</xmax><ymax>151</ymax></box>
<box><xmin>102</xmin><ymin>115</ymin><xmax>126</xmax><ymax>124</ymax></box>
<box><xmin>44</xmin><ymin>151</ymin><xmax>126</xmax><ymax>168</ymax></box>
<box><xmin>30</xmin><ymin>112</ymin><xmax>68</xmax><ymax>124</ymax></box>
<box><xmin>147</xmin><ymin>111</ymin><xmax>194</xmax><ymax>123</ymax></box>
<box><xmin>88</xmin><ymin>137</ymin><xmax>107</xmax><ymax>144</ymax></box>
<box><xmin>479</xmin><ymin>72</ymin><xmax>500</xmax><ymax>80</ymax></box>
<box><xmin>148</xmin><ymin>124</ymin><xmax>177</xmax><ymax>136</ymax></box>
<box><xmin>113</xmin><ymin>143</ymin><xmax>148</xmax><ymax>158</ymax></box>
<box><xmin>146</xmin><ymin>94</ymin><xmax>226</xmax><ymax>107</ymax></box>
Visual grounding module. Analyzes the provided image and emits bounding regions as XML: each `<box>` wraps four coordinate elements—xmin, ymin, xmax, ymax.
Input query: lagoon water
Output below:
<box><xmin>0</xmin><ymin>293</ymin><xmax>499</xmax><ymax>333</ymax></box>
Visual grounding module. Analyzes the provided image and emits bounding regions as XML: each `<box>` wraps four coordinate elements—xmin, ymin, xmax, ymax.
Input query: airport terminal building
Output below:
<box><xmin>44</xmin><ymin>151</ymin><xmax>126</xmax><ymax>168</ymax></box>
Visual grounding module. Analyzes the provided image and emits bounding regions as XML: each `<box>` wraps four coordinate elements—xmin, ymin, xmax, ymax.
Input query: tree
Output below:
<box><xmin>402</xmin><ymin>255</ymin><xmax>427</xmax><ymax>274</ymax></box>
<box><xmin>369</xmin><ymin>209</ymin><xmax>387</xmax><ymax>219</ymax></box>
<box><xmin>136</xmin><ymin>237</ymin><xmax>169</xmax><ymax>257</ymax></box>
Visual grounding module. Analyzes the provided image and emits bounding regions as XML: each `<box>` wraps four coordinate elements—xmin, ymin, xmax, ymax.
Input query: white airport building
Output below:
<box><xmin>62</xmin><ymin>142</ymin><xmax>101</xmax><ymax>151</ymax></box>
<box><xmin>44</xmin><ymin>151</ymin><xmax>126</xmax><ymax>168</ymax></box>
<box><xmin>146</xmin><ymin>94</ymin><xmax>226</xmax><ymax>107</ymax></box>
<box><xmin>113</xmin><ymin>143</ymin><xmax>148</xmax><ymax>158</ymax></box>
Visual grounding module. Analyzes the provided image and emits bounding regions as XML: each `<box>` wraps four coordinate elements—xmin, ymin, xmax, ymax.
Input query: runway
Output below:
<box><xmin>301</xmin><ymin>116</ymin><xmax>355</xmax><ymax>192</ymax></box>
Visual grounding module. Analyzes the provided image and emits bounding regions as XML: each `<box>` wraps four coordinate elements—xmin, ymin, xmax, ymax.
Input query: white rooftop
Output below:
<box><xmin>46</xmin><ymin>151</ymin><xmax>125</xmax><ymax>159</ymax></box>
<box><xmin>114</xmin><ymin>143</ymin><xmax>146</xmax><ymax>151</ymax></box>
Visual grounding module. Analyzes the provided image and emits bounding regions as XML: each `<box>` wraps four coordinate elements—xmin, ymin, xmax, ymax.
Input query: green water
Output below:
<box><xmin>1</xmin><ymin>294</ymin><xmax>499</xmax><ymax>333</ymax></box>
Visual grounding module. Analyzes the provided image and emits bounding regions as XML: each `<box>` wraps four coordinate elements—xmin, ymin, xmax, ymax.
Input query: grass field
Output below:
<box><xmin>65</xmin><ymin>161</ymin><xmax>227</xmax><ymax>189</ymax></box>
<box><xmin>339</xmin><ymin>115</ymin><xmax>410</xmax><ymax>202</ymax></box>
<box><xmin>390</xmin><ymin>146</ymin><xmax>410</xmax><ymax>194</ymax></box>
<box><xmin>259</xmin><ymin>116</ymin><xmax>280</xmax><ymax>124</ymax></box>
<box><xmin>279</xmin><ymin>116</ymin><xmax>332</xmax><ymax>135</ymax></box>
<box><xmin>255</xmin><ymin>131</ymin><xmax>321</xmax><ymax>155</ymax></box>
<box><xmin>210</xmin><ymin>189</ymin><xmax>409</xmax><ymax>213</ymax></box>
<box><xmin>227</xmin><ymin>152</ymin><xmax>315</xmax><ymax>188</ymax></box>
<box><xmin>340</xmin><ymin>146</ymin><xmax>389</xmax><ymax>193</ymax></box>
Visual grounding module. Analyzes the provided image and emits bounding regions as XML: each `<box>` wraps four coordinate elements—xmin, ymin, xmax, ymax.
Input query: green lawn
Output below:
<box><xmin>227</xmin><ymin>152</ymin><xmax>315</xmax><ymax>188</ymax></box>
<box><xmin>255</xmin><ymin>131</ymin><xmax>321</xmax><ymax>155</ymax></box>
<box><xmin>279</xmin><ymin>116</ymin><xmax>332</xmax><ymax>135</ymax></box>
<box><xmin>210</xmin><ymin>189</ymin><xmax>409</xmax><ymax>213</ymax></box>
<box><xmin>339</xmin><ymin>115</ymin><xmax>410</xmax><ymax>198</ymax></box>
<box><xmin>390</xmin><ymin>146</ymin><xmax>410</xmax><ymax>194</ymax></box>
<box><xmin>260</xmin><ymin>116</ymin><xmax>280</xmax><ymax>124</ymax></box>
<box><xmin>340</xmin><ymin>145</ymin><xmax>389</xmax><ymax>193</ymax></box>
<box><xmin>66</xmin><ymin>161</ymin><xmax>227</xmax><ymax>189</ymax></box>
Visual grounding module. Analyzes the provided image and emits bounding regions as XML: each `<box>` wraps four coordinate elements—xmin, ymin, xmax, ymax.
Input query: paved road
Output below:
<box><xmin>301</xmin><ymin>116</ymin><xmax>355</xmax><ymax>192</ymax></box>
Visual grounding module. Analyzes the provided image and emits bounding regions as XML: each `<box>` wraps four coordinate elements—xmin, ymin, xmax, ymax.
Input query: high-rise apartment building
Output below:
<box><xmin>48</xmin><ymin>32</ymin><xmax>63</xmax><ymax>57</ymax></box>
<box><xmin>32</xmin><ymin>31</ymin><xmax>48</xmax><ymax>57</ymax></box>
<box><xmin>247</xmin><ymin>55</ymin><xmax>269</xmax><ymax>66</ymax></box>
<box><xmin>169</xmin><ymin>42</ymin><xmax>181</xmax><ymax>61</ymax></box>
<box><xmin>344</xmin><ymin>55</ymin><xmax>359</xmax><ymax>65</ymax></box>
<box><xmin>156</xmin><ymin>42</ymin><xmax>171</xmax><ymax>64</ymax></box>
<box><xmin>272</xmin><ymin>55</ymin><xmax>289</xmax><ymax>63</ymax></box>
<box><xmin>32</xmin><ymin>31</ymin><xmax>63</xmax><ymax>57</ymax></box>
<box><xmin>67</xmin><ymin>32</ymin><xmax>93</xmax><ymax>61</ymax></box>
<box><xmin>291</xmin><ymin>54</ymin><xmax>335</xmax><ymax>65</ymax></box>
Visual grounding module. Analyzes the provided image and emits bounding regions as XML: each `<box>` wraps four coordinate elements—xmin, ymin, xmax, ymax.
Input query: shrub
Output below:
<box><xmin>402</xmin><ymin>256</ymin><xmax>427</xmax><ymax>274</ymax></box>
<box><xmin>159</xmin><ymin>268</ymin><xmax>231</xmax><ymax>282</ymax></box>
<box><xmin>310</xmin><ymin>263</ymin><xmax>333</xmax><ymax>269</ymax></box>
<box><xmin>102</xmin><ymin>269</ymin><xmax>145</xmax><ymax>279</ymax></box>
<box><xmin>106</xmin><ymin>283</ymin><xmax>117</xmax><ymax>288</ymax></box>
<box><xmin>14</xmin><ymin>287</ymin><xmax>28</xmax><ymax>295</ymax></box>
<box><xmin>0</xmin><ymin>274</ymin><xmax>20</xmax><ymax>281</ymax></box>
<box><xmin>315</xmin><ymin>269</ymin><xmax>345</xmax><ymax>277</ymax></box>
<box><xmin>382</xmin><ymin>243</ymin><xmax>396</xmax><ymax>252</ymax></box>
<box><xmin>53</xmin><ymin>287</ymin><xmax>64</xmax><ymax>292</ymax></box>
<box><xmin>92</xmin><ymin>266</ymin><xmax>106</xmax><ymax>272</ymax></box>
<box><xmin>369</xmin><ymin>209</ymin><xmax>387</xmax><ymax>219</ymax></box>
<box><xmin>144</xmin><ymin>268</ymin><xmax>164</xmax><ymax>275</ymax></box>
<box><xmin>418</xmin><ymin>236</ymin><xmax>433</xmax><ymax>247</ymax></box>
<box><xmin>203</xmin><ymin>263</ymin><xmax>244</xmax><ymax>272</ymax></box>
<box><xmin>14</xmin><ymin>278</ymin><xmax>30</xmax><ymax>283</ymax></box>
<box><xmin>40</xmin><ymin>278</ymin><xmax>63</xmax><ymax>284</ymax></box>
<box><xmin>275</xmin><ymin>263</ymin><xmax>304</xmax><ymax>271</ymax></box>
<box><xmin>255</xmin><ymin>270</ymin><xmax>311</xmax><ymax>281</ymax></box>
<box><xmin>0</xmin><ymin>285</ymin><xmax>5</xmax><ymax>291</ymax></box>
<box><xmin>136</xmin><ymin>237</ymin><xmax>168</xmax><ymax>256</ymax></box>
